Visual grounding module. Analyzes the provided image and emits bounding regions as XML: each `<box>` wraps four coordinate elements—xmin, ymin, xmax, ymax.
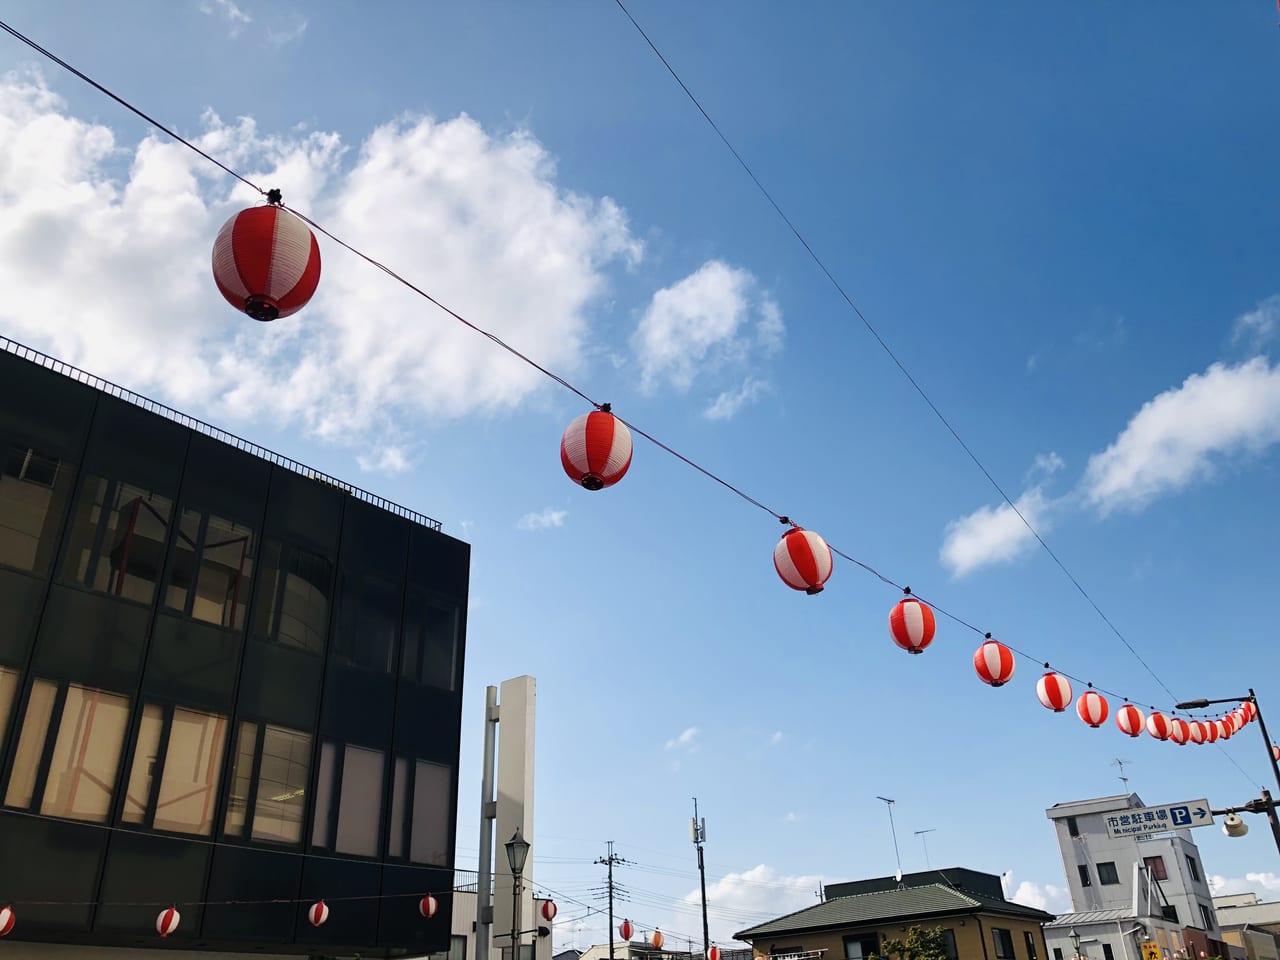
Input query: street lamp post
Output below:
<box><xmin>1069</xmin><ymin>927</ymin><xmax>1083</xmax><ymax>960</ymax></box>
<box><xmin>505</xmin><ymin>830</ymin><xmax>531</xmax><ymax>960</ymax></box>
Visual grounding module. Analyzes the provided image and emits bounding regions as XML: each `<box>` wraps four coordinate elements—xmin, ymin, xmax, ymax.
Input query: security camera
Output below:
<box><xmin>1223</xmin><ymin>813</ymin><xmax>1249</xmax><ymax>838</ymax></box>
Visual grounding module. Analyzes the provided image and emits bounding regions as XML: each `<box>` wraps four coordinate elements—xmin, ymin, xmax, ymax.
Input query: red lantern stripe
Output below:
<box><xmin>0</xmin><ymin>905</ymin><xmax>14</xmax><ymax>937</ymax></box>
<box><xmin>1187</xmin><ymin>721</ymin><xmax>1207</xmax><ymax>744</ymax></box>
<box><xmin>213</xmin><ymin>207</ymin><xmax>321</xmax><ymax>318</ymax></box>
<box><xmin>1036</xmin><ymin>672</ymin><xmax>1072</xmax><ymax>712</ymax></box>
<box><xmin>889</xmin><ymin>598</ymin><xmax>935</xmax><ymax>654</ymax></box>
<box><xmin>156</xmin><ymin>907</ymin><xmax>181</xmax><ymax>937</ymax></box>
<box><xmin>774</xmin><ymin>528</ymin><xmax>833</xmax><ymax>593</ymax></box>
<box><xmin>420</xmin><ymin>894</ymin><xmax>439</xmax><ymax>919</ymax></box>
<box><xmin>973</xmin><ymin>640</ymin><xmax>1015</xmax><ymax>686</ymax></box>
<box><xmin>1077</xmin><ymin>691</ymin><xmax>1109</xmax><ymax>727</ymax></box>
<box><xmin>1116</xmin><ymin>703</ymin><xmax>1144</xmax><ymax>737</ymax></box>
<box><xmin>308</xmin><ymin>901</ymin><xmax>329</xmax><ymax>927</ymax></box>
<box><xmin>561</xmin><ymin>411</ymin><xmax>633</xmax><ymax>490</ymax></box>
<box><xmin>1146</xmin><ymin>712</ymin><xmax>1170</xmax><ymax>740</ymax></box>
<box><xmin>541</xmin><ymin>900</ymin><xmax>558</xmax><ymax>922</ymax></box>
<box><xmin>1168</xmin><ymin>718</ymin><xmax>1190</xmax><ymax>745</ymax></box>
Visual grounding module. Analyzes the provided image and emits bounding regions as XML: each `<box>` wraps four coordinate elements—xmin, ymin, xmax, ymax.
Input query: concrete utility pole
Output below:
<box><xmin>596</xmin><ymin>841</ymin><xmax>627</xmax><ymax>960</ymax></box>
<box><xmin>692</xmin><ymin>798</ymin><xmax>710</xmax><ymax>958</ymax></box>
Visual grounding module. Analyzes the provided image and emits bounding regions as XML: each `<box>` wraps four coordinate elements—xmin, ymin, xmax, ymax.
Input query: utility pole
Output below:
<box><xmin>692</xmin><ymin>798</ymin><xmax>710</xmax><ymax>959</ymax></box>
<box><xmin>595</xmin><ymin>842</ymin><xmax>627</xmax><ymax>960</ymax></box>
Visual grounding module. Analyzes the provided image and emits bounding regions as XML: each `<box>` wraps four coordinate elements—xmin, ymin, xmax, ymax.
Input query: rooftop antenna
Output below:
<box><xmin>914</xmin><ymin>828</ymin><xmax>936</xmax><ymax>869</ymax></box>
<box><xmin>876</xmin><ymin>796</ymin><xmax>904</xmax><ymax>884</ymax></box>
<box><xmin>1113</xmin><ymin>758</ymin><xmax>1133</xmax><ymax>791</ymax></box>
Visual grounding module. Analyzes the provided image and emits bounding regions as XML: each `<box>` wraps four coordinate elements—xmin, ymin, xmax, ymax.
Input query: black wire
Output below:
<box><xmin>609</xmin><ymin>0</ymin><xmax>1183</xmax><ymax>709</ymax></box>
<box><xmin>0</xmin><ymin>15</ymin><xmax>1260</xmax><ymax>784</ymax></box>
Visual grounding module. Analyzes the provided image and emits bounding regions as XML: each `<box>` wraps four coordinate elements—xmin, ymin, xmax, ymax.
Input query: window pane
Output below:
<box><xmin>224</xmin><ymin>720</ymin><xmax>258</xmax><ymax>836</ymax></box>
<box><xmin>63</xmin><ymin>476</ymin><xmax>172</xmax><ymax>605</ymax></box>
<box><xmin>122</xmin><ymin>704</ymin><xmax>164</xmax><ymax>824</ymax></box>
<box><xmin>166</xmin><ymin>510</ymin><xmax>203</xmax><ymax>615</ymax></box>
<box><xmin>41</xmin><ymin>685</ymin><xmax>131</xmax><ymax>822</ymax></box>
<box><xmin>1145</xmin><ymin>856</ymin><xmax>1167</xmax><ymax>881</ymax></box>
<box><xmin>335</xmin><ymin>745</ymin><xmax>384</xmax><ymax>856</ymax></box>
<box><xmin>277</xmin><ymin>548</ymin><xmax>331</xmax><ymax>653</ymax></box>
<box><xmin>410</xmin><ymin>760</ymin><xmax>451</xmax><ymax>865</ymax></box>
<box><xmin>1024</xmin><ymin>931</ymin><xmax>1039</xmax><ymax>960</ymax></box>
<box><xmin>0</xmin><ymin>446</ymin><xmax>71</xmax><ymax>575</ymax></box>
<box><xmin>336</xmin><ymin>577</ymin><xmax>400</xmax><ymax>673</ymax></box>
<box><xmin>312</xmin><ymin>740</ymin><xmax>336</xmax><ymax>847</ymax></box>
<box><xmin>1098</xmin><ymin>861</ymin><xmax>1119</xmax><ymax>885</ymax></box>
<box><xmin>4</xmin><ymin>678</ymin><xmax>57</xmax><ymax>808</ymax></box>
<box><xmin>403</xmin><ymin>590</ymin><xmax>460</xmax><ymax>689</ymax></box>
<box><xmin>194</xmin><ymin>516</ymin><xmax>254</xmax><ymax>629</ymax></box>
<box><xmin>154</xmin><ymin>708</ymin><xmax>227</xmax><ymax>834</ymax></box>
<box><xmin>389</xmin><ymin>756</ymin><xmax>408</xmax><ymax>858</ymax></box>
<box><xmin>251</xmin><ymin>725</ymin><xmax>311</xmax><ymax>844</ymax></box>
<box><xmin>0</xmin><ymin>666</ymin><xmax>20</xmax><ymax>751</ymax></box>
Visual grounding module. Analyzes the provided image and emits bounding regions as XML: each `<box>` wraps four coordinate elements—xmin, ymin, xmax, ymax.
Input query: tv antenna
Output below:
<box><xmin>1113</xmin><ymin>758</ymin><xmax>1133</xmax><ymax>790</ymax></box>
<box><xmin>914</xmin><ymin>828</ymin><xmax>936</xmax><ymax>869</ymax></box>
<box><xmin>876</xmin><ymin>796</ymin><xmax>904</xmax><ymax>882</ymax></box>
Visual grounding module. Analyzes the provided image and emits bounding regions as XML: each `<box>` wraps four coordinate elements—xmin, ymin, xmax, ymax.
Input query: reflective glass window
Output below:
<box><xmin>63</xmin><ymin>475</ymin><xmax>172</xmax><ymax>604</ymax></box>
<box><xmin>0</xmin><ymin>665</ymin><xmax>19</xmax><ymax>754</ymax></box>
<box><xmin>167</xmin><ymin>510</ymin><xmax>254</xmax><ymax>630</ymax></box>
<box><xmin>402</xmin><ymin>589</ymin><xmax>460</xmax><ymax>690</ymax></box>
<box><xmin>4</xmin><ymin>678</ymin><xmax>56</xmax><ymax>809</ymax></box>
<box><xmin>0</xmin><ymin>446</ymin><xmax>73</xmax><ymax>575</ymax></box>
<box><xmin>335</xmin><ymin>745</ymin><xmax>385</xmax><ymax>856</ymax></box>
<box><xmin>40</xmin><ymin>684</ymin><xmax>131</xmax><ymax>822</ymax></box>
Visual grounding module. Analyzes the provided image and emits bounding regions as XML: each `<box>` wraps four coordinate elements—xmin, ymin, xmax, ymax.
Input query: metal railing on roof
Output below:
<box><xmin>0</xmin><ymin>335</ymin><xmax>443</xmax><ymax>533</ymax></box>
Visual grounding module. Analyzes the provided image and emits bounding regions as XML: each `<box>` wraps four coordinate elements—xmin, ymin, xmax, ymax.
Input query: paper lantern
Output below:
<box><xmin>1146</xmin><ymin>712</ymin><xmax>1171</xmax><ymax>740</ymax></box>
<box><xmin>1036</xmin><ymin>672</ymin><xmax>1072</xmax><ymax>712</ymax></box>
<box><xmin>889</xmin><ymin>597</ymin><xmax>935</xmax><ymax>654</ymax></box>
<box><xmin>1187</xmin><ymin>721</ymin><xmax>1207</xmax><ymax>745</ymax></box>
<box><xmin>1244</xmin><ymin>700</ymin><xmax>1259</xmax><ymax>723</ymax></box>
<box><xmin>1077</xmin><ymin>691</ymin><xmax>1109</xmax><ymax>728</ymax></box>
<box><xmin>973</xmin><ymin>640</ymin><xmax>1015</xmax><ymax>687</ymax></box>
<box><xmin>1168</xmin><ymin>718</ymin><xmax>1190</xmax><ymax>745</ymax></box>
<box><xmin>709</xmin><ymin>948</ymin><xmax>721</xmax><ymax>960</ymax></box>
<box><xmin>1204</xmin><ymin>721</ymin><xmax>1219</xmax><ymax>744</ymax></box>
<box><xmin>620</xmin><ymin>919</ymin><xmax>634</xmax><ymax>941</ymax></box>
<box><xmin>308</xmin><ymin>900</ymin><xmax>329</xmax><ymax>928</ymax></box>
<box><xmin>419</xmin><ymin>894</ymin><xmax>439</xmax><ymax>919</ymax></box>
<box><xmin>773</xmin><ymin>527</ymin><xmax>833</xmax><ymax>594</ymax></box>
<box><xmin>1215</xmin><ymin>719</ymin><xmax>1231</xmax><ymax>740</ymax></box>
<box><xmin>1116</xmin><ymin>704</ymin><xmax>1144</xmax><ymax>737</ymax></box>
<box><xmin>541</xmin><ymin>900</ymin><xmax>558</xmax><ymax>922</ymax></box>
<box><xmin>156</xmin><ymin>906</ymin><xmax>181</xmax><ymax>938</ymax></box>
<box><xmin>1273</xmin><ymin>744</ymin><xmax>1280</xmax><ymax>762</ymax></box>
<box><xmin>560</xmin><ymin>409</ymin><xmax>633</xmax><ymax>490</ymax></box>
<box><xmin>0</xmin><ymin>905</ymin><xmax>13</xmax><ymax>937</ymax></box>
<box><xmin>212</xmin><ymin>205</ymin><xmax>321</xmax><ymax>321</ymax></box>
<box><xmin>651</xmin><ymin>930</ymin><xmax>665</xmax><ymax>950</ymax></box>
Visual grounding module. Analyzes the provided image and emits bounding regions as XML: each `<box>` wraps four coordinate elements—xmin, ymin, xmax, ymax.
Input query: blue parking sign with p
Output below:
<box><xmin>1170</xmin><ymin>806</ymin><xmax>1192</xmax><ymax>826</ymax></box>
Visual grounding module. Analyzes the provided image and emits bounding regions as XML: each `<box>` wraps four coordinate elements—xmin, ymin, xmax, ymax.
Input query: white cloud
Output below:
<box><xmin>517</xmin><ymin>507</ymin><xmax>567</xmax><ymax>532</ymax></box>
<box><xmin>1002</xmin><ymin>872</ymin><xmax>1071</xmax><ymax>914</ymax></box>
<box><xmin>769</xmin><ymin>730</ymin><xmax>783</xmax><ymax>745</ymax></box>
<box><xmin>940</xmin><ymin>487</ymin><xmax>1052</xmax><ymax>578</ymax></box>
<box><xmin>1028</xmin><ymin>451</ymin><xmax>1065</xmax><ymax>480</ymax></box>
<box><xmin>266</xmin><ymin>14</ymin><xmax>308</xmax><ymax>46</ymax></box>
<box><xmin>634</xmin><ymin>260</ymin><xmax>781</xmax><ymax>394</ymax></box>
<box><xmin>199</xmin><ymin>0</ymin><xmax>252</xmax><ymax>35</ymax></box>
<box><xmin>664</xmin><ymin>726</ymin><xmax>698</xmax><ymax>751</ymax></box>
<box><xmin>0</xmin><ymin>72</ymin><xmax>641</xmax><ymax>457</ymax></box>
<box><xmin>705</xmin><ymin>377</ymin><xmax>768</xmax><ymax>420</ymax></box>
<box><xmin>356</xmin><ymin>445</ymin><xmax>410</xmax><ymax>475</ymax></box>
<box><xmin>1083</xmin><ymin>357</ymin><xmax>1280</xmax><ymax>514</ymax></box>
<box><xmin>1231</xmin><ymin>295</ymin><xmax>1280</xmax><ymax>349</ymax></box>
<box><xmin>783</xmin><ymin>811</ymin><xmax>798</xmax><ymax>822</ymax></box>
<box><xmin>1209</xmin><ymin>872</ymin><xmax>1280</xmax><ymax>897</ymax></box>
<box><xmin>688</xmin><ymin>865</ymin><xmax>830</xmax><ymax>945</ymax></box>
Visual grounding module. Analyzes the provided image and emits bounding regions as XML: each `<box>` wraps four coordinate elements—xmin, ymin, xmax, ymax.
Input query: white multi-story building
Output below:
<box><xmin>1042</xmin><ymin>794</ymin><xmax>1232</xmax><ymax>960</ymax></box>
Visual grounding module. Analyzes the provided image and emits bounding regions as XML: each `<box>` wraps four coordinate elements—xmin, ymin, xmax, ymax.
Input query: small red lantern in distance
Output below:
<box><xmin>973</xmin><ymin>640</ymin><xmax>1015</xmax><ymax>687</ymax></box>
<box><xmin>1272</xmin><ymin>744</ymin><xmax>1280</xmax><ymax>763</ymax></box>
<box><xmin>774</xmin><ymin>527</ymin><xmax>833</xmax><ymax>595</ymax></box>
<box><xmin>156</xmin><ymin>906</ymin><xmax>181</xmax><ymax>938</ymax></box>
<box><xmin>1204</xmin><ymin>721</ymin><xmax>1219</xmax><ymax>744</ymax></box>
<box><xmin>420</xmin><ymin>894</ymin><xmax>439</xmax><ymax>919</ymax></box>
<box><xmin>1168</xmin><ymin>718</ymin><xmax>1190</xmax><ymax>745</ymax></box>
<box><xmin>212</xmin><ymin>204</ymin><xmax>321</xmax><ymax>321</ymax></box>
<box><xmin>1244</xmin><ymin>700</ymin><xmax>1259</xmax><ymax>723</ymax></box>
<box><xmin>620</xmin><ymin>919</ymin><xmax>634</xmax><ymax>941</ymax></box>
<box><xmin>1036</xmin><ymin>672</ymin><xmax>1072</xmax><ymax>712</ymax></box>
<box><xmin>1116</xmin><ymin>703</ymin><xmax>1144</xmax><ymax>737</ymax></box>
<box><xmin>1077</xmin><ymin>691</ymin><xmax>1109</xmax><ymax>728</ymax></box>
<box><xmin>1187</xmin><ymin>721</ymin><xmax>1207</xmax><ymax>745</ymax></box>
<box><xmin>709</xmin><ymin>948</ymin><xmax>721</xmax><ymax>960</ymax></box>
<box><xmin>0</xmin><ymin>905</ymin><xmax>14</xmax><ymax>937</ymax></box>
<box><xmin>541</xmin><ymin>900</ymin><xmax>558</xmax><ymax>922</ymax></box>
<box><xmin>308</xmin><ymin>901</ymin><xmax>329</xmax><ymax>928</ymax></box>
<box><xmin>1146</xmin><ymin>712</ymin><xmax>1171</xmax><ymax>740</ymax></box>
<box><xmin>561</xmin><ymin>407</ymin><xmax>633</xmax><ymax>491</ymax></box>
<box><xmin>889</xmin><ymin>597</ymin><xmax>935</xmax><ymax>654</ymax></box>
<box><xmin>651</xmin><ymin>930</ymin><xmax>665</xmax><ymax>950</ymax></box>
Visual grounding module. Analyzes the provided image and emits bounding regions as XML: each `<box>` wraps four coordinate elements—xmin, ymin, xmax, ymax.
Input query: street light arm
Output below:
<box><xmin>1174</xmin><ymin>696</ymin><xmax>1246</xmax><ymax>710</ymax></box>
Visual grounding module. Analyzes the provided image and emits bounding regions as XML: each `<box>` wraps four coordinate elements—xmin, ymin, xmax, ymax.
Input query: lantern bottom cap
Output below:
<box><xmin>579</xmin><ymin>474</ymin><xmax>605</xmax><ymax>491</ymax></box>
<box><xmin>244</xmin><ymin>295</ymin><xmax>281</xmax><ymax>322</ymax></box>
<box><xmin>804</xmin><ymin>585</ymin><xmax>824</xmax><ymax>595</ymax></box>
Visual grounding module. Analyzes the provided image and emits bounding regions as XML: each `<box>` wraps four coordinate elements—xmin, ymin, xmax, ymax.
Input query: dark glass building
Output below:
<box><xmin>0</xmin><ymin>340</ymin><xmax>469</xmax><ymax>956</ymax></box>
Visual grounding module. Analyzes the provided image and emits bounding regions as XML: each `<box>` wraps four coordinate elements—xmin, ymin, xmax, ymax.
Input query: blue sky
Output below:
<box><xmin>4</xmin><ymin>0</ymin><xmax>1280</xmax><ymax>946</ymax></box>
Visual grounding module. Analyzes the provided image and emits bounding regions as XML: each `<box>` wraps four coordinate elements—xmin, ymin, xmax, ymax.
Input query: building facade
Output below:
<box><xmin>1212</xmin><ymin>893</ymin><xmax>1280</xmax><ymax>960</ymax></box>
<box><xmin>1044</xmin><ymin>795</ymin><xmax>1228</xmax><ymax>960</ymax></box>
<box><xmin>0</xmin><ymin>342</ymin><xmax>469</xmax><ymax>957</ymax></box>
<box><xmin>735</xmin><ymin>869</ymin><xmax>1053</xmax><ymax>960</ymax></box>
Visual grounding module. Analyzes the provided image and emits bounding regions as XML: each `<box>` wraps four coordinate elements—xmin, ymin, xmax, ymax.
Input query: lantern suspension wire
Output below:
<box><xmin>609</xmin><ymin>0</ymin><xmax>1183</xmax><ymax>710</ymax></box>
<box><xmin>0</xmin><ymin>20</ymin><xmax>265</xmax><ymax>200</ymax></box>
<box><xmin>0</xmin><ymin>18</ymin><xmax>1261</xmax><ymax>778</ymax></box>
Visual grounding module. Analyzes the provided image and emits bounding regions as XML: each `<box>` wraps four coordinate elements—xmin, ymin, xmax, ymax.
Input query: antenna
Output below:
<box><xmin>876</xmin><ymin>797</ymin><xmax>903</xmax><ymax>882</ymax></box>
<box><xmin>1113</xmin><ymin>758</ymin><xmax>1133</xmax><ymax>790</ymax></box>
<box><xmin>914</xmin><ymin>828</ymin><xmax>936</xmax><ymax>869</ymax></box>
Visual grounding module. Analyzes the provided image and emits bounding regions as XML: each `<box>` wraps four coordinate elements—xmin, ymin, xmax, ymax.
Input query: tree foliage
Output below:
<box><xmin>879</xmin><ymin>925</ymin><xmax>951</xmax><ymax>960</ymax></box>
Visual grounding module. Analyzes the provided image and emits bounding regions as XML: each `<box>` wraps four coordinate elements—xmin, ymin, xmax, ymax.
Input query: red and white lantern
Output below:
<box><xmin>1168</xmin><ymin>718</ymin><xmax>1190</xmax><ymax>745</ymax></box>
<box><xmin>709</xmin><ymin>948</ymin><xmax>721</xmax><ymax>960</ymax></box>
<box><xmin>0</xmin><ymin>905</ymin><xmax>14</xmax><ymax>937</ymax></box>
<box><xmin>1146</xmin><ymin>712</ymin><xmax>1171</xmax><ymax>741</ymax></box>
<box><xmin>1187</xmin><ymin>721</ymin><xmax>1207</xmax><ymax>745</ymax></box>
<box><xmin>888</xmin><ymin>598</ymin><xmax>935</xmax><ymax>654</ymax></box>
<box><xmin>620</xmin><ymin>920</ymin><xmax>634</xmax><ymax>941</ymax></box>
<box><xmin>1272</xmin><ymin>744</ymin><xmax>1280</xmax><ymax>762</ymax></box>
<box><xmin>973</xmin><ymin>640</ymin><xmax>1015</xmax><ymax>687</ymax></box>
<box><xmin>1204</xmin><ymin>721</ymin><xmax>1219</xmax><ymax>744</ymax></box>
<box><xmin>212</xmin><ymin>205</ymin><xmax>321</xmax><ymax>321</ymax></box>
<box><xmin>560</xmin><ymin>409</ymin><xmax>633</xmax><ymax>491</ymax></box>
<box><xmin>156</xmin><ymin>906</ymin><xmax>181</xmax><ymax>938</ymax></box>
<box><xmin>773</xmin><ymin>527</ymin><xmax>833</xmax><ymax>595</ymax></box>
<box><xmin>1244</xmin><ymin>700</ymin><xmax>1259</xmax><ymax>723</ymax></box>
<box><xmin>419</xmin><ymin>894</ymin><xmax>439</xmax><ymax>919</ymax></box>
<box><xmin>1215</xmin><ymin>719</ymin><xmax>1231</xmax><ymax>740</ymax></box>
<box><xmin>1036</xmin><ymin>672</ymin><xmax>1073</xmax><ymax>712</ymax></box>
<box><xmin>308</xmin><ymin>900</ymin><xmax>329</xmax><ymax>928</ymax></box>
<box><xmin>541</xmin><ymin>900</ymin><xmax>558</xmax><ymax>922</ymax></box>
<box><xmin>651</xmin><ymin>930</ymin><xmax>665</xmax><ymax>950</ymax></box>
<box><xmin>1077</xmin><ymin>691</ymin><xmax>1109</xmax><ymax>728</ymax></box>
<box><xmin>1116</xmin><ymin>704</ymin><xmax>1144</xmax><ymax>737</ymax></box>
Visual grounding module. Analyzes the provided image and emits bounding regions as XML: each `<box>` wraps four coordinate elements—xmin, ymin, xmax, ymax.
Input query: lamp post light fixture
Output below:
<box><xmin>505</xmin><ymin>830</ymin><xmax>531</xmax><ymax>960</ymax></box>
<box><xmin>1069</xmin><ymin>927</ymin><xmax>1083</xmax><ymax>960</ymax></box>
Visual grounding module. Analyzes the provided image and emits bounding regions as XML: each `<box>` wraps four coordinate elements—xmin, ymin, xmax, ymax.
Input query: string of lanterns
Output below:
<box><xmin>0</xmin><ymin>893</ymin><xmax>447</xmax><ymax>940</ymax></box>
